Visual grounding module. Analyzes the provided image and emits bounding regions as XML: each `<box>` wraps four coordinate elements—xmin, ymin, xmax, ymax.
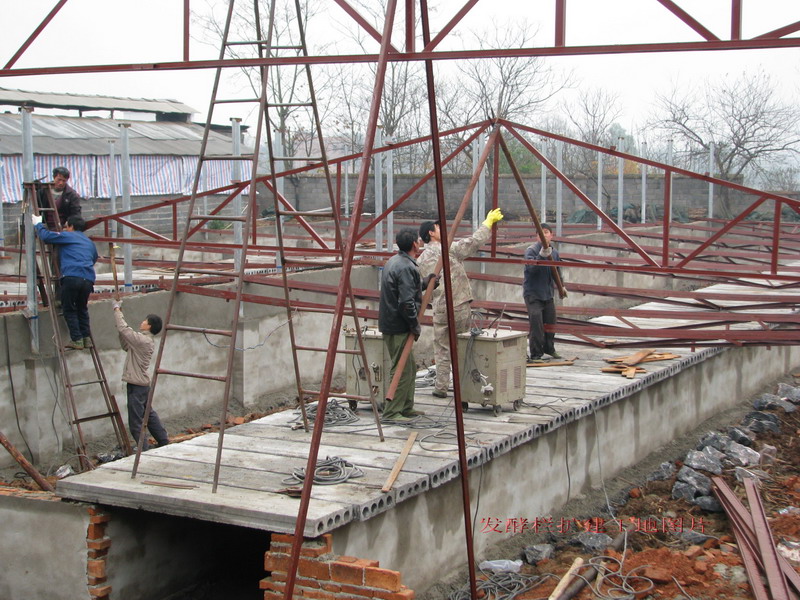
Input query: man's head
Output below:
<box><xmin>539</xmin><ymin>223</ymin><xmax>553</xmax><ymax>244</ymax></box>
<box><xmin>65</xmin><ymin>216</ymin><xmax>86</xmax><ymax>232</ymax></box>
<box><xmin>395</xmin><ymin>227</ymin><xmax>419</xmax><ymax>254</ymax></box>
<box><xmin>141</xmin><ymin>314</ymin><xmax>163</xmax><ymax>335</ymax></box>
<box><xmin>52</xmin><ymin>166</ymin><xmax>70</xmax><ymax>192</ymax></box>
<box><xmin>419</xmin><ymin>221</ymin><xmax>440</xmax><ymax>244</ymax></box>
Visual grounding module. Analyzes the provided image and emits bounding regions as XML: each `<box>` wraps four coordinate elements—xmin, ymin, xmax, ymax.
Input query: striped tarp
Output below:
<box><xmin>1</xmin><ymin>154</ymin><xmax>248</xmax><ymax>203</ymax></box>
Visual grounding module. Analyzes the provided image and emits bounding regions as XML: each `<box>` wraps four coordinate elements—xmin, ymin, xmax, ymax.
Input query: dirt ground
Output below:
<box><xmin>422</xmin><ymin>374</ymin><xmax>800</xmax><ymax>600</ymax></box>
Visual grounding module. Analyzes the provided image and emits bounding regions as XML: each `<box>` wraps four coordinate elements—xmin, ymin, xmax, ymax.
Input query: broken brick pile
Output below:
<box><xmin>87</xmin><ymin>505</ymin><xmax>113</xmax><ymax>599</ymax></box>
<box><xmin>261</xmin><ymin>533</ymin><xmax>415</xmax><ymax>600</ymax></box>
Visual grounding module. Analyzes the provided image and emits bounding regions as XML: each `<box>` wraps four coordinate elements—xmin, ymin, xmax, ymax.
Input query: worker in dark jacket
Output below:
<box><xmin>32</xmin><ymin>214</ymin><xmax>98</xmax><ymax>350</ymax></box>
<box><xmin>37</xmin><ymin>166</ymin><xmax>83</xmax><ymax>228</ymax></box>
<box><xmin>378</xmin><ymin>227</ymin><xmax>432</xmax><ymax>422</ymax></box>
<box><xmin>523</xmin><ymin>223</ymin><xmax>562</xmax><ymax>361</ymax></box>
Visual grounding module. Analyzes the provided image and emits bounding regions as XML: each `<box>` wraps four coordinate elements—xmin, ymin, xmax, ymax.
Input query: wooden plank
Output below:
<box><xmin>383</xmin><ymin>432</ymin><xmax>418</xmax><ymax>492</ymax></box>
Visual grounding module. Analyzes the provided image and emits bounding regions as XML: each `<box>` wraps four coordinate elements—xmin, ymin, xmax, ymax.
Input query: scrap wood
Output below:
<box><xmin>382</xmin><ymin>432</ymin><xmax>418</xmax><ymax>492</ymax></box>
<box><xmin>605</xmin><ymin>352</ymin><xmax>680</xmax><ymax>365</ymax></box>
<box><xmin>548</xmin><ymin>557</ymin><xmax>584</xmax><ymax>600</ymax></box>
<box><xmin>528</xmin><ymin>360</ymin><xmax>575</xmax><ymax>367</ymax></box>
<box><xmin>601</xmin><ymin>365</ymin><xmax>647</xmax><ymax>377</ymax></box>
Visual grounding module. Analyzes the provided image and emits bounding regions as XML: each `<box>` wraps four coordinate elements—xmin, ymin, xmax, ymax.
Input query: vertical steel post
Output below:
<box><xmin>556</xmin><ymin>141</ymin><xmax>563</xmax><ymax>235</ymax></box>
<box><xmin>471</xmin><ymin>137</ymin><xmax>480</xmax><ymax>232</ymax></box>
<box><xmin>387</xmin><ymin>139</ymin><xmax>394</xmax><ymax>250</ymax></box>
<box><xmin>596</xmin><ymin>150</ymin><xmax>603</xmax><ymax>230</ymax></box>
<box><xmin>375</xmin><ymin>125</ymin><xmax>384</xmax><ymax>250</ymax></box>
<box><xmin>478</xmin><ymin>133</ymin><xmax>486</xmax><ymax>222</ymax></box>
<box><xmin>666</xmin><ymin>138</ymin><xmax>674</xmax><ymax>224</ymax></box>
<box><xmin>119</xmin><ymin>123</ymin><xmax>133</xmax><ymax>293</ymax></box>
<box><xmin>231</xmin><ymin>118</ymin><xmax>243</xmax><ymax>271</ymax></box>
<box><xmin>708</xmin><ymin>142</ymin><xmax>715</xmax><ymax>219</ymax></box>
<box><xmin>22</xmin><ymin>107</ymin><xmax>38</xmax><ymax>353</ymax></box>
<box><xmin>274</xmin><ymin>130</ymin><xmax>284</xmax><ymax>269</ymax></box>
<box><xmin>617</xmin><ymin>137</ymin><xmax>624</xmax><ymax>228</ymax></box>
<box><xmin>108</xmin><ymin>141</ymin><xmax>117</xmax><ymax>238</ymax></box>
<box><xmin>0</xmin><ymin>156</ymin><xmax>6</xmax><ymax>258</ymax></box>
<box><xmin>540</xmin><ymin>139</ymin><xmax>547</xmax><ymax>222</ymax></box>
<box><xmin>640</xmin><ymin>141</ymin><xmax>647</xmax><ymax>224</ymax></box>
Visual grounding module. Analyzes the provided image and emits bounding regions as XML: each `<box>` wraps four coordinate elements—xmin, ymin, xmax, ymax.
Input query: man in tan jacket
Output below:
<box><xmin>113</xmin><ymin>302</ymin><xmax>169</xmax><ymax>450</ymax></box>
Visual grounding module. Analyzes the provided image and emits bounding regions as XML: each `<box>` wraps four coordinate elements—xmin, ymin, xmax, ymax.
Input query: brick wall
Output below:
<box><xmin>261</xmin><ymin>533</ymin><xmax>414</xmax><ymax>600</ymax></box>
<box><xmin>86</xmin><ymin>505</ymin><xmax>113</xmax><ymax>599</ymax></box>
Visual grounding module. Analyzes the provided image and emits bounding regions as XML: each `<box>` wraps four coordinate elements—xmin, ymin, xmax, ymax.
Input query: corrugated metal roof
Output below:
<box><xmin>0</xmin><ymin>86</ymin><xmax>197</xmax><ymax>115</ymax></box>
<box><xmin>0</xmin><ymin>113</ymin><xmax>246</xmax><ymax>156</ymax></box>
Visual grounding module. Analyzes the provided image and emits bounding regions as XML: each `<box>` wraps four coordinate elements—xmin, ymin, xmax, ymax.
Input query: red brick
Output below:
<box><xmin>87</xmin><ymin>559</ymin><xmax>106</xmax><ymax>579</ymax></box>
<box><xmin>90</xmin><ymin>514</ymin><xmax>111</xmax><ymax>524</ymax></box>
<box><xmin>88</xmin><ymin>548</ymin><xmax>109</xmax><ymax>559</ymax></box>
<box><xmin>302</xmin><ymin>589</ymin><xmax>336</xmax><ymax>600</ymax></box>
<box><xmin>87</xmin><ymin>507</ymin><xmax>107</xmax><ymax>517</ymax></box>
<box><xmin>321</xmin><ymin>583</ymin><xmax>341</xmax><ymax>593</ymax></box>
<box><xmin>337</xmin><ymin>584</ymin><xmax>375</xmax><ymax>598</ymax></box>
<box><xmin>353</xmin><ymin>558</ymin><xmax>379</xmax><ymax>569</ymax></box>
<box><xmin>261</xmin><ymin>580</ymin><xmax>286</xmax><ymax>593</ymax></box>
<box><xmin>263</xmin><ymin>591</ymin><xmax>283</xmax><ymax>600</ymax></box>
<box><xmin>86</xmin><ymin>523</ymin><xmax>106</xmax><ymax>540</ymax></box>
<box><xmin>336</xmin><ymin>555</ymin><xmax>359</xmax><ymax>563</ymax></box>
<box><xmin>87</xmin><ymin>576</ymin><xmax>107</xmax><ymax>586</ymax></box>
<box><xmin>88</xmin><ymin>585</ymin><xmax>112</xmax><ymax>598</ymax></box>
<box><xmin>365</xmin><ymin>567</ymin><xmax>402</xmax><ymax>592</ymax></box>
<box><xmin>370</xmin><ymin>585</ymin><xmax>415</xmax><ymax>600</ymax></box>
<box><xmin>272</xmin><ymin>533</ymin><xmax>295</xmax><ymax>545</ymax></box>
<box><xmin>264</xmin><ymin>552</ymin><xmax>290</xmax><ymax>573</ymax></box>
<box><xmin>87</xmin><ymin>538</ymin><xmax>112</xmax><ymax>551</ymax></box>
<box><xmin>301</xmin><ymin>534</ymin><xmax>333</xmax><ymax>557</ymax></box>
<box><xmin>331</xmin><ymin>561</ymin><xmax>365</xmax><ymax>585</ymax></box>
<box><xmin>298</xmin><ymin>558</ymin><xmax>331</xmax><ymax>580</ymax></box>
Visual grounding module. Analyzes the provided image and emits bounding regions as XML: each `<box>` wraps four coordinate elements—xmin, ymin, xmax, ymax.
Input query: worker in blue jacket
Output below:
<box><xmin>32</xmin><ymin>214</ymin><xmax>98</xmax><ymax>350</ymax></box>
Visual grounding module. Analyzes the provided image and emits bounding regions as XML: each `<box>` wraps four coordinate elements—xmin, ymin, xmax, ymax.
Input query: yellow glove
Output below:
<box><xmin>483</xmin><ymin>208</ymin><xmax>503</xmax><ymax>229</ymax></box>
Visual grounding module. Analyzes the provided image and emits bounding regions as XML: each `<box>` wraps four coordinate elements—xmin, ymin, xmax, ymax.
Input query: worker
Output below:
<box><xmin>32</xmin><ymin>214</ymin><xmax>97</xmax><ymax>350</ymax></box>
<box><xmin>378</xmin><ymin>227</ymin><xmax>436</xmax><ymax>422</ymax></box>
<box><xmin>523</xmin><ymin>223</ymin><xmax>562</xmax><ymax>361</ymax></box>
<box><xmin>112</xmin><ymin>301</ymin><xmax>169</xmax><ymax>450</ymax></box>
<box><xmin>37</xmin><ymin>166</ymin><xmax>83</xmax><ymax>228</ymax></box>
<box><xmin>417</xmin><ymin>208</ymin><xmax>504</xmax><ymax>398</ymax></box>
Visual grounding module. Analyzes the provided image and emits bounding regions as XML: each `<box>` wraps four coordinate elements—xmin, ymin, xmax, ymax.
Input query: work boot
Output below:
<box><xmin>432</xmin><ymin>389</ymin><xmax>448</xmax><ymax>398</ymax></box>
<box><xmin>83</xmin><ymin>337</ymin><xmax>94</xmax><ymax>349</ymax></box>
<box><xmin>381</xmin><ymin>414</ymin><xmax>413</xmax><ymax>423</ymax></box>
<box><xmin>403</xmin><ymin>409</ymin><xmax>425</xmax><ymax>417</ymax></box>
<box><xmin>548</xmin><ymin>351</ymin><xmax>562</xmax><ymax>360</ymax></box>
<box><xmin>65</xmin><ymin>339</ymin><xmax>84</xmax><ymax>350</ymax></box>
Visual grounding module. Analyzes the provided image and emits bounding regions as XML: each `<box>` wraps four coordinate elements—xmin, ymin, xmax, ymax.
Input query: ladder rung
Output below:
<box><xmin>157</xmin><ymin>368</ymin><xmax>228</xmax><ymax>382</ymax></box>
<box><xmin>180</xmin><ymin>268</ymin><xmax>240</xmax><ymax>278</ymax></box>
<box><xmin>272</xmin><ymin>156</ymin><xmax>322</xmax><ymax>162</ymax></box>
<box><xmin>214</xmin><ymin>98</ymin><xmax>260</xmax><ymax>104</ymax></box>
<box><xmin>190</xmin><ymin>214</ymin><xmax>247</xmax><ymax>222</ymax></box>
<box><xmin>302</xmin><ymin>390</ymin><xmax>374</xmax><ymax>402</ymax></box>
<box><xmin>68</xmin><ymin>379</ymin><xmax>104</xmax><ymax>388</ymax></box>
<box><xmin>277</xmin><ymin>209</ymin><xmax>334</xmax><ymax>217</ymax></box>
<box><xmin>165</xmin><ymin>324</ymin><xmax>233</xmax><ymax>337</ymax></box>
<box><xmin>225</xmin><ymin>39</ymin><xmax>269</xmax><ymax>46</ymax></box>
<box><xmin>295</xmin><ymin>345</ymin><xmax>363</xmax><ymax>355</ymax></box>
<box><xmin>73</xmin><ymin>411</ymin><xmax>121</xmax><ymax>425</ymax></box>
<box><xmin>268</xmin><ymin>102</ymin><xmax>314</xmax><ymax>108</ymax></box>
<box><xmin>201</xmin><ymin>154</ymin><xmax>255</xmax><ymax>161</ymax></box>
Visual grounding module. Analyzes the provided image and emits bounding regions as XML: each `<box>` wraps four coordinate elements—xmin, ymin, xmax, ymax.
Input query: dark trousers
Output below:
<box><xmin>61</xmin><ymin>276</ymin><xmax>93</xmax><ymax>342</ymax></box>
<box><xmin>127</xmin><ymin>383</ymin><xmax>169</xmax><ymax>450</ymax></box>
<box><xmin>524</xmin><ymin>296</ymin><xmax>556</xmax><ymax>358</ymax></box>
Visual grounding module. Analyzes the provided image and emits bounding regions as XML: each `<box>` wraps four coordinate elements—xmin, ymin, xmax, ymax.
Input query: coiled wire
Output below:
<box><xmin>448</xmin><ymin>571</ymin><xmax>552</xmax><ymax>600</ymax></box>
<box><xmin>292</xmin><ymin>399</ymin><xmax>360</xmax><ymax>428</ymax></box>
<box><xmin>282</xmin><ymin>456</ymin><xmax>364</xmax><ymax>486</ymax></box>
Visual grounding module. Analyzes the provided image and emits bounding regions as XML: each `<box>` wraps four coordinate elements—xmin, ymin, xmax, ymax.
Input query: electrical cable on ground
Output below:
<box><xmin>291</xmin><ymin>399</ymin><xmax>359</xmax><ymax>428</ymax></box>
<box><xmin>448</xmin><ymin>571</ymin><xmax>553</xmax><ymax>600</ymax></box>
<box><xmin>282</xmin><ymin>456</ymin><xmax>364</xmax><ymax>486</ymax></box>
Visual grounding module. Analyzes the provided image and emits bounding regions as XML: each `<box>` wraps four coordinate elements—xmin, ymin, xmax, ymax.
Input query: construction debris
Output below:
<box><xmin>602</xmin><ymin>350</ymin><xmax>681</xmax><ymax>378</ymax></box>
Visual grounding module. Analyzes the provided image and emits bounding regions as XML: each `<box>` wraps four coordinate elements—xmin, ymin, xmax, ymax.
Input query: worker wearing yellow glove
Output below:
<box><xmin>417</xmin><ymin>209</ymin><xmax>503</xmax><ymax>398</ymax></box>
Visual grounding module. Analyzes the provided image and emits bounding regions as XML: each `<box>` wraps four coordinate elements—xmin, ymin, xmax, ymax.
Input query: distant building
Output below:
<box><xmin>0</xmin><ymin>86</ymin><xmax>251</xmax><ymax>203</ymax></box>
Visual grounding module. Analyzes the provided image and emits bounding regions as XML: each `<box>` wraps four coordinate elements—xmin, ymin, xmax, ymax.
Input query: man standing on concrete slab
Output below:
<box><xmin>33</xmin><ymin>214</ymin><xmax>97</xmax><ymax>350</ymax></box>
<box><xmin>523</xmin><ymin>223</ymin><xmax>562</xmax><ymax>361</ymax></box>
<box><xmin>378</xmin><ymin>227</ymin><xmax>431</xmax><ymax>422</ymax></box>
<box><xmin>112</xmin><ymin>301</ymin><xmax>169</xmax><ymax>450</ymax></box>
<box><xmin>417</xmin><ymin>208</ymin><xmax>504</xmax><ymax>397</ymax></box>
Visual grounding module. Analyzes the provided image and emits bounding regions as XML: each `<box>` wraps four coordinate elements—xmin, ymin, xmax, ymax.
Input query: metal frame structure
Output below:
<box><xmin>4</xmin><ymin>2</ymin><xmax>800</xmax><ymax>599</ymax></box>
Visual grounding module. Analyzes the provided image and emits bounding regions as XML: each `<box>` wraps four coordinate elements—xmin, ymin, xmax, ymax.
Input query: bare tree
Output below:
<box><xmin>457</xmin><ymin>21</ymin><xmax>570</xmax><ymax>122</ymax></box>
<box><xmin>652</xmin><ymin>71</ymin><xmax>800</xmax><ymax>216</ymax></box>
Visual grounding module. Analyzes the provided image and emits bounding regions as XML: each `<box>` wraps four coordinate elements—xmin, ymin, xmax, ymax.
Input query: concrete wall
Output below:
<box><xmin>332</xmin><ymin>343</ymin><xmax>800</xmax><ymax>591</ymax></box>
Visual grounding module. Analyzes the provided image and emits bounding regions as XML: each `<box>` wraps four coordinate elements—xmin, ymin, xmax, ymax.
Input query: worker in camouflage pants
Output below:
<box><xmin>417</xmin><ymin>208</ymin><xmax>503</xmax><ymax>398</ymax></box>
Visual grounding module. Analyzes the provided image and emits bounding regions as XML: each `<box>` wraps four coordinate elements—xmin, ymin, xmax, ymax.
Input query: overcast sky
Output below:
<box><xmin>1</xmin><ymin>0</ymin><xmax>798</xmax><ymax>135</ymax></box>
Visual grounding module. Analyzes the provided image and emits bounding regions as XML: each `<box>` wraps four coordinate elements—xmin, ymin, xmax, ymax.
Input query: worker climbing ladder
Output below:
<box><xmin>30</xmin><ymin>182</ymin><xmax>132</xmax><ymax>471</ymax></box>
<box><xmin>133</xmin><ymin>0</ymin><xmax>382</xmax><ymax>492</ymax></box>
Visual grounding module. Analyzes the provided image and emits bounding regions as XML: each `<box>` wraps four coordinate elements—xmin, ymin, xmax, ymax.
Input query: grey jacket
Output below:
<box><xmin>523</xmin><ymin>242</ymin><xmax>561</xmax><ymax>301</ymax></box>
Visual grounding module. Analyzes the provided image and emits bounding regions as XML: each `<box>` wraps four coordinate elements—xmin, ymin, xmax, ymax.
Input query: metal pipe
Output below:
<box><xmin>617</xmin><ymin>136</ymin><xmax>624</xmax><ymax>228</ymax></box>
<box><xmin>231</xmin><ymin>118</ymin><xmax>243</xmax><ymax>270</ymax></box>
<box><xmin>119</xmin><ymin>123</ymin><xmax>133</xmax><ymax>293</ymax></box>
<box><xmin>375</xmin><ymin>125</ymin><xmax>384</xmax><ymax>251</ymax></box>
<box><xmin>540</xmin><ymin>138</ymin><xmax>547</xmax><ymax>222</ymax></box>
<box><xmin>708</xmin><ymin>141</ymin><xmax>715</xmax><ymax>219</ymax></box>
<box><xmin>0</xmin><ymin>155</ymin><xmax>6</xmax><ymax>257</ymax></box>
<box><xmin>641</xmin><ymin>141</ymin><xmax>647</xmax><ymax>223</ymax></box>
<box><xmin>386</xmin><ymin>139</ymin><xmax>394</xmax><ymax>251</ymax></box>
<box><xmin>596</xmin><ymin>150</ymin><xmax>603</xmax><ymax>230</ymax></box>
<box><xmin>22</xmin><ymin>107</ymin><xmax>38</xmax><ymax>353</ymax></box>
<box><xmin>108</xmin><ymin>141</ymin><xmax>117</xmax><ymax>238</ymax></box>
<box><xmin>556</xmin><ymin>141</ymin><xmax>563</xmax><ymax>235</ymax></box>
